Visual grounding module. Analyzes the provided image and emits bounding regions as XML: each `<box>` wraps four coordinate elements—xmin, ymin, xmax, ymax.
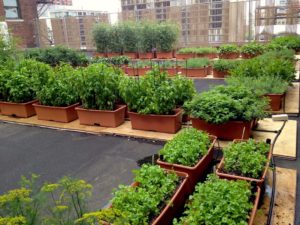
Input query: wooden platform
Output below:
<box><xmin>253</xmin><ymin>167</ymin><xmax>297</xmax><ymax>225</ymax></box>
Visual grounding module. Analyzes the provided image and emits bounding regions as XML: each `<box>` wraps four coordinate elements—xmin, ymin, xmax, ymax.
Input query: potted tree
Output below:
<box><xmin>173</xmin><ymin>175</ymin><xmax>261</xmax><ymax>225</ymax></box>
<box><xmin>33</xmin><ymin>64</ymin><xmax>80</xmax><ymax>123</ymax></box>
<box><xmin>75</xmin><ymin>63</ymin><xmax>126</xmax><ymax>127</ymax></box>
<box><xmin>119</xmin><ymin>67</ymin><xmax>182</xmax><ymax>133</ymax></box>
<box><xmin>106</xmin><ymin>165</ymin><xmax>190</xmax><ymax>225</ymax></box>
<box><xmin>176</xmin><ymin>48</ymin><xmax>196</xmax><ymax>59</ymax></box>
<box><xmin>157</xmin><ymin>128</ymin><xmax>216</xmax><ymax>187</ymax></box>
<box><xmin>218</xmin><ymin>44</ymin><xmax>240</xmax><ymax>59</ymax></box>
<box><xmin>216</xmin><ymin>139</ymin><xmax>272</xmax><ymax>186</ymax></box>
<box><xmin>138</xmin><ymin>22</ymin><xmax>157</xmax><ymax>59</ymax></box>
<box><xmin>241</xmin><ymin>43</ymin><xmax>265</xmax><ymax>59</ymax></box>
<box><xmin>182</xmin><ymin>58</ymin><xmax>210</xmax><ymax>77</ymax></box>
<box><xmin>184</xmin><ymin>85</ymin><xmax>268</xmax><ymax>140</ymax></box>
<box><xmin>212</xmin><ymin>59</ymin><xmax>239</xmax><ymax>78</ymax></box>
<box><xmin>93</xmin><ymin>23</ymin><xmax>111</xmax><ymax>57</ymax></box>
<box><xmin>107</xmin><ymin>25</ymin><xmax>123</xmax><ymax>58</ymax></box>
<box><xmin>120</xmin><ymin>22</ymin><xmax>138</xmax><ymax>59</ymax></box>
<box><xmin>156</xmin><ymin>23</ymin><xmax>179</xmax><ymax>59</ymax></box>
<box><xmin>0</xmin><ymin>60</ymin><xmax>52</xmax><ymax>118</ymax></box>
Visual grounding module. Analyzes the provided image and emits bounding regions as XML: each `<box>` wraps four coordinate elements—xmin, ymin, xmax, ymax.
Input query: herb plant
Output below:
<box><xmin>112</xmin><ymin>164</ymin><xmax>179</xmax><ymax>225</ymax></box>
<box><xmin>37</xmin><ymin>64</ymin><xmax>80</xmax><ymax>107</ymax></box>
<box><xmin>173</xmin><ymin>175</ymin><xmax>253</xmax><ymax>225</ymax></box>
<box><xmin>183</xmin><ymin>58</ymin><xmax>210</xmax><ymax>68</ymax></box>
<box><xmin>78</xmin><ymin>63</ymin><xmax>121</xmax><ymax>110</ymax></box>
<box><xmin>218</xmin><ymin>44</ymin><xmax>240</xmax><ymax>54</ymax></box>
<box><xmin>172</xmin><ymin>75</ymin><xmax>196</xmax><ymax>106</ymax></box>
<box><xmin>240</xmin><ymin>43</ymin><xmax>265</xmax><ymax>56</ymax></box>
<box><xmin>91</xmin><ymin>56</ymin><xmax>130</xmax><ymax>66</ymax></box>
<box><xmin>177</xmin><ymin>48</ymin><xmax>195</xmax><ymax>54</ymax></box>
<box><xmin>118</xmin><ymin>67</ymin><xmax>177</xmax><ymax>115</ymax></box>
<box><xmin>223</xmin><ymin>139</ymin><xmax>270</xmax><ymax>178</ymax></box>
<box><xmin>160</xmin><ymin>128</ymin><xmax>211</xmax><ymax>166</ymax></box>
<box><xmin>270</xmin><ymin>35</ymin><xmax>300</xmax><ymax>51</ymax></box>
<box><xmin>212</xmin><ymin>59</ymin><xmax>240</xmax><ymax>72</ymax></box>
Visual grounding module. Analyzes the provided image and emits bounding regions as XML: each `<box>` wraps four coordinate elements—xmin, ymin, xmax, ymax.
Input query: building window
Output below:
<box><xmin>3</xmin><ymin>0</ymin><xmax>21</xmax><ymax>19</ymax></box>
<box><xmin>276</xmin><ymin>18</ymin><xmax>286</xmax><ymax>25</ymax></box>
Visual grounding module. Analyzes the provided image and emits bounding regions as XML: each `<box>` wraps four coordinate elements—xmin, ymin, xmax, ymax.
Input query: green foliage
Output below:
<box><xmin>270</xmin><ymin>35</ymin><xmax>300</xmax><ymax>51</ymax></box>
<box><xmin>120</xmin><ymin>22</ymin><xmax>139</xmax><ymax>52</ymax></box>
<box><xmin>92</xmin><ymin>23</ymin><xmax>111</xmax><ymax>53</ymax></box>
<box><xmin>172</xmin><ymin>75</ymin><xmax>196</xmax><ymax>106</ymax></box>
<box><xmin>128</xmin><ymin>60</ymin><xmax>152</xmax><ymax>68</ymax></box>
<box><xmin>223</xmin><ymin>139</ymin><xmax>270</xmax><ymax>179</ymax></box>
<box><xmin>156</xmin><ymin>23</ymin><xmax>179</xmax><ymax>52</ymax></box>
<box><xmin>37</xmin><ymin>64</ymin><xmax>80</xmax><ymax>107</ymax></box>
<box><xmin>261</xmin><ymin>49</ymin><xmax>295</xmax><ymax>62</ymax></box>
<box><xmin>139</xmin><ymin>22</ymin><xmax>159</xmax><ymax>53</ymax></box>
<box><xmin>91</xmin><ymin>56</ymin><xmax>130</xmax><ymax>66</ymax></box>
<box><xmin>160</xmin><ymin>128</ymin><xmax>211</xmax><ymax>166</ymax></box>
<box><xmin>173</xmin><ymin>175</ymin><xmax>253</xmax><ymax>225</ymax></box>
<box><xmin>184</xmin><ymin>85</ymin><xmax>268</xmax><ymax>124</ymax></box>
<box><xmin>0</xmin><ymin>216</ymin><xmax>26</xmax><ymax>225</ymax></box>
<box><xmin>178</xmin><ymin>47</ymin><xmax>217</xmax><ymax>54</ymax></box>
<box><xmin>177</xmin><ymin>47</ymin><xmax>195</xmax><ymax>54</ymax></box>
<box><xmin>226</xmin><ymin>76</ymin><xmax>289</xmax><ymax>95</ymax></box>
<box><xmin>218</xmin><ymin>44</ymin><xmax>240</xmax><ymax>54</ymax></box>
<box><xmin>24</xmin><ymin>46</ymin><xmax>89</xmax><ymax>67</ymax></box>
<box><xmin>212</xmin><ymin>59</ymin><xmax>240</xmax><ymax>72</ymax></box>
<box><xmin>118</xmin><ymin>67</ymin><xmax>177</xmax><ymax>115</ymax></box>
<box><xmin>111</xmin><ymin>165</ymin><xmax>179</xmax><ymax>225</ymax></box>
<box><xmin>240</xmin><ymin>42</ymin><xmax>265</xmax><ymax>55</ymax></box>
<box><xmin>183</xmin><ymin>58</ymin><xmax>210</xmax><ymax>68</ymax></box>
<box><xmin>78</xmin><ymin>63</ymin><xmax>122</xmax><ymax>110</ymax></box>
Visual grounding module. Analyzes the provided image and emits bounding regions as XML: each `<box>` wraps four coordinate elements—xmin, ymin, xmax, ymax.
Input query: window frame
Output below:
<box><xmin>3</xmin><ymin>0</ymin><xmax>21</xmax><ymax>20</ymax></box>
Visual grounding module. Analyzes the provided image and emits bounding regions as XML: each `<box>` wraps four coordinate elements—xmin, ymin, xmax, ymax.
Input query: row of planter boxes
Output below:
<box><xmin>96</xmin><ymin>52</ymin><xmax>257</xmax><ymax>60</ymax></box>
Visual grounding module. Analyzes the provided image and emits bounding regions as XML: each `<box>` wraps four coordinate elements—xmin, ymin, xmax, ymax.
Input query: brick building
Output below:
<box><xmin>0</xmin><ymin>0</ymin><xmax>38</xmax><ymax>48</ymax></box>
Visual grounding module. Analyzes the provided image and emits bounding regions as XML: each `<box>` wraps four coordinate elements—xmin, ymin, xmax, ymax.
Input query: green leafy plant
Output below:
<box><xmin>92</xmin><ymin>23</ymin><xmax>111</xmax><ymax>53</ymax></box>
<box><xmin>270</xmin><ymin>35</ymin><xmax>300</xmax><ymax>51</ymax></box>
<box><xmin>173</xmin><ymin>175</ymin><xmax>253</xmax><ymax>225</ymax></box>
<box><xmin>156</xmin><ymin>22</ymin><xmax>179</xmax><ymax>52</ymax></box>
<box><xmin>120</xmin><ymin>22</ymin><xmax>139</xmax><ymax>53</ymax></box>
<box><xmin>118</xmin><ymin>67</ymin><xmax>177</xmax><ymax>115</ymax></box>
<box><xmin>111</xmin><ymin>164</ymin><xmax>179</xmax><ymax>225</ymax></box>
<box><xmin>212</xmin><ymin>59</ymin><xmax>240</xmax><ymax>72</ymax></box>
<box><xmin>184</xmin><ymin>85</ymin><xmax>268</xmax><ymax>124</ymax></box>
<box><xmin>37</xmin><ymin>64</ymin><xmax>80</xmax><ymax>107</ymax></box>
<box><xmin>260</xmin><ymin>49</ymin><xmax>295</xmax><ymax>62</ymax></box>
<box><xmin>78</xmin><ymin>63</ymin><xmax>122</xmax><ymax>110</ymax></box>
<box><xmin>160</xmin><ymin>128</ymin><xmax>211</xmax><ymax>166</ymax></box>
<box><xmin>177</xmin><ymin>47</ymin><xmax>195</xmax><ymax>54</ymax></box>
<box><xmin>91</xmin><ymin>56</ymin><xmax>130</xmax><ymax>66</ymax></box>
<box><xmin>128</xmin><ymin>60</ymin><xmax>152</xmax><ymax>68</ymax></box>
<box><xmin>172</xmin><ymin>75</ymin><xmax>196</xmax><ymax>106</ymax></box>
<box><xmin>222</xmin><ymin>139</ymin><xmax>270</xmax><ymax>179</ymax></box>
<box><xmin>193</xmin><ymin>47</ymin><xmax>218</xmax><ymax>54</ymax></box>
<box><xmin>183</xmin><ymin>58</ymin><xmax>210</xmax><ymax>68</ymax></box>
<box><xmin>218</xmin><ymin>44</ymin><xmax>240</xmax><ymax>54</ymax></box>
<box><xmin>240</xmin><ymin>42</ymin><xmax>265</xmax><ymax>56</ymax></box>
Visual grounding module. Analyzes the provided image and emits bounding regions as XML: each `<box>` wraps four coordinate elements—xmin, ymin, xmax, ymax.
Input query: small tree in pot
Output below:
<box><xmin>93</xmin><ymin>24</ymin><xmax>111</xmax><ymax>55</ymax></box>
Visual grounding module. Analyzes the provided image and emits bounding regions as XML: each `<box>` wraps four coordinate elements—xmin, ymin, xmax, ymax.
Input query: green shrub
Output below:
<box><xmin>226</xmin><ymin>76</ymin><xmax>289</xmax><ymax>95</ymax></box>
<box><xmin>118</xmin><ymin>67</ymin><xmax>177</xmax><ymax>115</ymax></box>
<box><xmin>212</xmin><ymin>59</ymin><xmax>240</xmax><ymax>72</ymax></box>
<box><xmin>218</xmin><ymin>44</ymin><xmax>240</xmax><ymax>54</ymax></box>
<box><xmin>160</xmin><ymin>128</ymin><xmax>211</xmax><ymax>166</ymax></box>
<box><xmin>156</xmin><ymin>22</ymin><xmax>179</xmax><ymax>52</ymax></box>
<box><xmin>37</xmin><ymin>64</ymin><xmax>80</xmax><ymax>107</ymax></box>
<box><xmin>183</xmin><ymin>58</ymin><xmax>210</xmax><ymax>68</ymax></box>
<box><xmin>259</xmin><ymin>49</ymin><xmax>295</xmax><ymax>63</ymax></box>
<box><xmin>78</xmin><ymin>63</ymin><xmax>122</xmax><ymax>110</ymax></box>
<box><xmin>223</xmin><ymin>139</ymin><xmax>270</xmax><ymax>179</ymax></box>
<box><xmin>194</xmin><ymin>47</ymin><xmax>218</xmax><ymax>54</ymax></box>
<box><xmin>177</xmin><ymin>47</ymin><xmax>195</xmax><ymax>54</ymax></box>
<box><xmin>172</xmin><ymin>75</ymin><xmax>196</xmax><ymax>106</ymax></box>
<box><xmin>128</xmin><ymin>60</ymin><xmax>152</xmax><ymax>68</ymax></box>
<box><xmin>112</xmin><ymin>165</ymin><xmax>179</xmax><ymax>225</ymax></box>
<box><xmin>241</xmin><ymin>43</ymin><xmax>265</xmax><ymax>55</ymax></box>
<box><xmin>91</xmin><ymin>56</ymin><xmax>130</xmax><ymax>66</ymax></box>
<box><xmin>92</xmin><ymin>23</ymin><xmax>111</xmax><ymax>53</ymax></box>
<box><xmin>270</xmin><ymin>35</ymin><xmax>300</xmax><ymax>51</ymax></box>
<box><xmin>173</xmin><ymin>175</ymin><xmax>253</xmax><ymax>225</ymax></box>
<box><xmin>120</xmin><ymin>22</ymin><xmax>139</xmax><ymax>53</ymax></box>
<box><xmin>139</xmin><ymin>22</ymin><xmax>159</xmax><ymax>53</ymax></box>
<box><xmin>184</xmin><ymin>85</ymin><xmax>268</xmax><ymax>124</ymax></box>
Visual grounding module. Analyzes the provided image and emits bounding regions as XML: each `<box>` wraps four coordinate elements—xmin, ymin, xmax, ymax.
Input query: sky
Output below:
<box><xmin>71</xmin><ymin>0</ymin><xmax>121</xmax><ymax>13</ymax></box>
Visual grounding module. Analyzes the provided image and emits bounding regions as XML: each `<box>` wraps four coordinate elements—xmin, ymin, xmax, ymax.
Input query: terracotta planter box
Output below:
<box><xmin>107</xmin><ymin>52</ymin><xmax>121</xmax><ymax>58</ymax></box>
<box><xmin>94</xmin><ymin>52</ymin><xmax>107</xmax><ymax>58</ymax></box>
<box><xmin>0</xmin><ymin>100</ymin><xmax>37</xmax><ymax>118</ymax></box>
<box><xmin>206</xmin><ymin>65</ymin><xmax>213</xmax><ymax>75</ymax></box>
<box><xmin>124</xmin><ymin>67</ymin><xmax>137</xmax><ymax>76</ymax></box>
<box><xmin>264</xmin><ymin>93</ymin><xmax>285</xmax><ymax>111</ymax></box>
<box><xmin>241</xmin><ymin>53</ymin><xmax>258</xmax><ymax>59</ymax></box>
<box><xmin>33</xmin><ymin>103</ymin><xmax>79</xmax><ymax>123</ymax></box>
<box><xmin>128</xmin><ymin>109</ymin><xmax>182</xmax><ymax>134</ymax></box>
<box><xmin>219</xmin><ymin>52</ymin><xmax>240</xmax><ymax>59</ymax></box>
<box><xmin>161</xmin><ymin>67</ymin><xmax>181</xmax><ymax>76</ymax></box>
<box><xmin>191</xmin><ymin>118</ymin><xmax>252</xmax><ymax>140</ymax></box>
<box><xmin>197</xmin><ymin>53</ymin><xmax>218</xmax><ymax>59</ymax></box>
<box><xmin>137</xmin><ymin>67</ymin><xmax>151</xmax><ymax>76</ymax></box>
<box><xmin>157</xmin><ymin>135</ymin><xmax>217</xmax><ymax>188</ymax></box>
<box><xmin>156</xmin><ymin>52</ymin><xmax>173</xmax><ymax>59</ymax></box>
<box><xmin>212</xmin><ymin>69</ymin><xmax>229</xmax><ymax>78</ymax></box>
<box><xmin>76</xmin><ymin>105</ymin><xmax>126</xmax><ymax>127</ymax></box>
<box><xmin>183</xmin><ymin>67</ymin><xmax>207</xmax><ymax>77</ymax></box>
<box><xmin>138</xmin><ymin>52</ymin><xmax>153</xmax><ymax>59</ymax></box>
<box><xmin>123</xmin><ymin>52</ymin><xmax>137</xmax><ymax>59</ymax></box>
<box><xmin>216</xmin><ymin>139</ymin><xmax>272</xmax><ymax>186</ymax></box>
<box><xmin>175</xmin><ymin>53</ymin><xmax>195</xmax><ymax>59</ymax></box>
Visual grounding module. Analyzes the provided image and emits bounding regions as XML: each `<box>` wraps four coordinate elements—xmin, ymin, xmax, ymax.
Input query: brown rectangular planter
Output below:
<box><xmin>241</xmin><ymin>53</ymin><xmax>259</xmax><ymax>59</ymax></box>
<box><xmin>94</xmin><ymin>53</ymin><xmax>107</xmax><ymax>58</ymax></box>
<box><xmin>157</xmin><ymin>135</ymin><xmax>217</xmax><ymax>188</ymax></box>
<box><xmin>216</xmin><ymin>139</ymin><xmax>272</xmax><ymax>186</ymax></box>
<box><xmin>219</xmin><ymin>52</ymin><xmax>240</xmax><ymax>59</ymax></box>
<box><xmin>123</xmin><ymin>52</ymin><xmax>137</xmax><ymax>59</ymax></box>
<box><xmin>175</xmin><ymin>53</ymin><xmax>195</xmax><ymax>59</ymax></box>
<box><xmin>183</xmin><ymin>67</ymin><xmax>207</xmax><ymax>77</ymax></box>
<box><xmin>76</xmin><ymin>105</ymin><xmax>126</xmax><ymax>127</ymax></box>
<box><xmin>106</xmin><ymin>52</ymin><xmax>121</xmax><ymax>58</ymax></box>
<box><xmin>0</xmin><ymin>100</ymin><xmax>37</xmax><ymax>118</ymax></box>
<box><xmin>206</xmin><ymin>65</ymin><xmax>213</xmax><ymax>75</ymax></box>
<box><xmin>156</xmin><ymin>52</ymin><xmax>173</xmax><ymax>59</ymax></box>
<box><xmin>137</xmin><ymin>67</ymin><xmax>151</xmax><ymax>76</ymax></box>
<box><xmin>161</xmin><ymin>67</ymin><xmax>181</xmax><ymax>76</ymax></box>
<box><xmin>191</xmin><ymin>118</ymin><xmax>252</xmax><ymax>140</ymax></box>
<box><xmin>124</xmin><ymin>67</ymin><xmax>136</xmax><ymax>76</ymax></box>
<box><xmin>264</xmin><ymin>93</ymin><xmax>285</xmax><ymax>111</ymax></box>
<box><xmin>138</xmin><ymin>52</ymin><xmax>153</xmax><ymax>59</ymax></box>
<box><xmin>33</xmin><ymin>103</ymin><xmax>79</xmax><ymax>123</ymax></box>
<box><xmin>128</xmin><ymin>109</ymin><xmax>182</xmax><ymax>134</ymax></box>
<box><xmin>196</xmin><ymin>53</ymin><xmax>218</xmax><ymax>59</ymax></box>
<box><xmin>212</xmin><ymin>69</ymin><xmax>229</xmax><ymax>78</ymax></box>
